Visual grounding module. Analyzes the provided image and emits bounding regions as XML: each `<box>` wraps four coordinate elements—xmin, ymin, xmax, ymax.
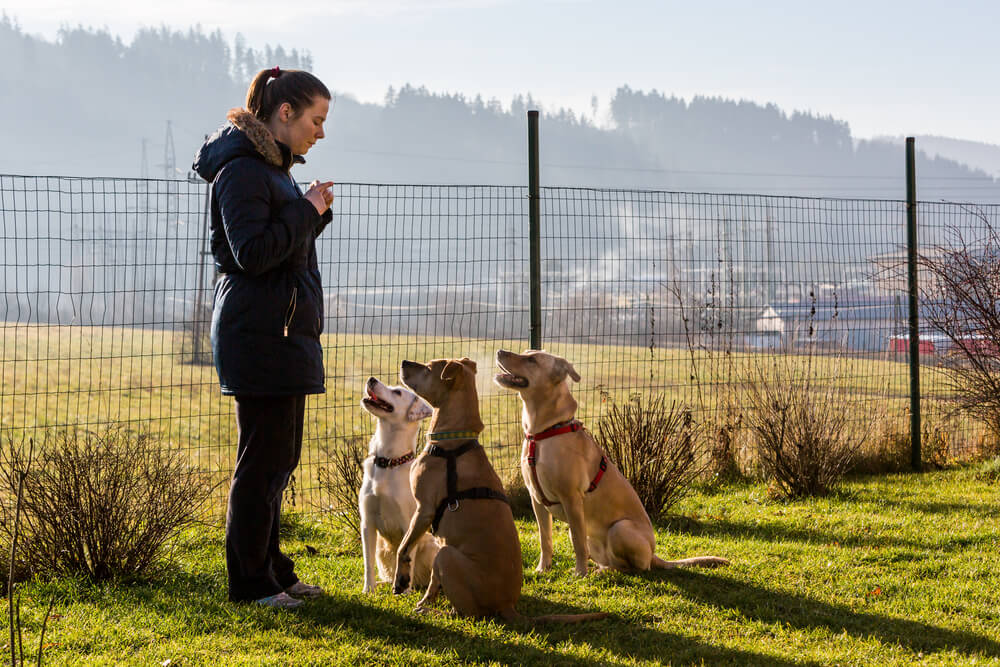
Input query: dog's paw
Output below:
<box><xmin>590</xmin><ymin>563</ymin><xmax>612</xmax><ymax>577</ymax></box>
<box><xmin>535</xmin><ymin>558</ymin><xmax>552</xmax><ymax>573</ymax></box>
<box><xmin>393</xmin><ymin>574</ymin><xmax>411</xmax><ymax>595</ymax></box>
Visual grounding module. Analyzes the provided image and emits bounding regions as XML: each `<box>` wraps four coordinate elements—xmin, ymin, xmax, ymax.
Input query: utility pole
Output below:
<box><xmin>163</xmin><ymin>120</ymin><xmax>176</xmax><ymax>179</ymax></box>
<box><xmin>140</xmin><ymin>138</ymin><xmax>149</xmax><ymax>179</ymax></box>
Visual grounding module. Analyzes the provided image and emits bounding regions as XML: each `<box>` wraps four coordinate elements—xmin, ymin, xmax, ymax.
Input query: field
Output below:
<box><xmin>1</xmin><ymin>323</ymin><xmax>989</xmax><ymax>515</ymax></box>
<box><xmin>5</xmin><ymin>465</ymin><xmax>1000</xmax><ymax>665</ymax></box>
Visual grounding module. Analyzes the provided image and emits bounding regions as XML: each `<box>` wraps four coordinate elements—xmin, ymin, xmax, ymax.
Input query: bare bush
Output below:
<box><xmin>917</xmin><ymin>207</ymin><xmax>1000</xmax><ymax>448</ymax></box>
<box><xmin>0</xmin><ymin>426</ymin><xmax>218</xmax><ymax>581</ymax></box>
<box><xmin>594</xmin><ymin>394</ymin><xmax>705</xmax><ymax>519</ymax></box>
<box><xmin>740</xmin><ymin>356</ymin><xmax>882</xmax><ymax>498</ymax></box>
<box><xmin>316</xmin><ymin>436</ymin><xmax>367</xmax><ymax>541</ymax></box>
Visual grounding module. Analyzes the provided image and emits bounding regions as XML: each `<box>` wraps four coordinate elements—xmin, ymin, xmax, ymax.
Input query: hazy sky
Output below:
<box><xmin>6</xmin><ymin>0</ymin><xmax>999</xmax><ymax>145</ymax></box>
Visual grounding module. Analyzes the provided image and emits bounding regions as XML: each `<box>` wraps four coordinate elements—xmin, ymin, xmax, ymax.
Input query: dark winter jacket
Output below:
<box><xmin>192</xmin><ymin>108</ymin><xmax>333</xmax><ymax>396</ymax></box>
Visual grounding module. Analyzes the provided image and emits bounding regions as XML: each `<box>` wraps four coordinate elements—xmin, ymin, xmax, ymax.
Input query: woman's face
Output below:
<box><xmin>272</xmin><ymin>96</ymin><xmax>329</xmax><ymax>156</ymax></box>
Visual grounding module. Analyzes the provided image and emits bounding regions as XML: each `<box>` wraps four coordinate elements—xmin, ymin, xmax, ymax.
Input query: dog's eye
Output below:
<box><xmin>393</xmin><ymin>389</ymin><xmax>401</xmax><ymax>395</ymax></box>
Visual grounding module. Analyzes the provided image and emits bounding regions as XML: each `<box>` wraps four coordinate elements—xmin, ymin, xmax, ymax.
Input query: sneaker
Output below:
<box><xmin>285</xmin><ymin>581</ymin><xmax>323</xmax><ymax>599</ymax></box>
<box><xmin>255</xmin><ymin>592</ymin><xmax>304</xmax><ymax>609</ymax></box>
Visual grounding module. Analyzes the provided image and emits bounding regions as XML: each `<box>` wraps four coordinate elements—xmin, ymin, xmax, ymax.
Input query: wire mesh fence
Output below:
<box><xmin>1</xmin><ymin>174</ymin><xmax>997</xmax><ymax>517</ymax></box>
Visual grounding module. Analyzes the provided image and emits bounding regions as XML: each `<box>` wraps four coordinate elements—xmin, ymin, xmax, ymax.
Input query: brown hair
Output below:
<box><xmin>245</xmin><ymin>67</ymin><xmax>331</xmax><ymax>122</ymax></box>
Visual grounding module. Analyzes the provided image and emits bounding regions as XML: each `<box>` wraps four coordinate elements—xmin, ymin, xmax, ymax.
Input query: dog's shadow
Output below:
<box><xmin>292</xmin><ymin>591</ymin><xmax>818</xmax><ymax>666</ymax></box>
<box><xmin>659</xmin><ymin>569</ymin><xmax>1000</xmax><ymax>662</ymax></box>
<box><xmin>667</xmin><ymin>513</ymin><xmax>996</xmax><ymax>555</ymax></box>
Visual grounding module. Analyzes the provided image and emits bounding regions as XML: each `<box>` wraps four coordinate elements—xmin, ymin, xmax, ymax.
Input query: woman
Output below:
<box><xmin>193</xmin><ymin>67</ymin><xmax>333</xmax><ymax>608</ymax></box>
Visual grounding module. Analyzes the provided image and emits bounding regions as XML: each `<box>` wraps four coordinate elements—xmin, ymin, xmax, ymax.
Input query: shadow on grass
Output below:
<box><xmin>876</xmin><ymin>498</ymin><xmax>999</xmax><ymax>517</ymax></box>
<box><xmin>291</xmin><ymin>592</ymin><xmax>818</xmax><ymax>667</ymax></box>
<box><xmin>115</xmin><ymin>569</ymin><xmax>815</xmax><ymax>666</ymax></box>
<box><xmin>669</xmin><ymin>570</ymin><xmax>1000</xmax><ymax>661</ymax></box>
<box><xmin>683</xmin><ymin>516</ymin><xmax>994</xmax><ymax>553</ymax></box>
<box><xmin>684</xmin><ymin>516</ymin><xmax>1000</xmax><ymax>558</ymax></box>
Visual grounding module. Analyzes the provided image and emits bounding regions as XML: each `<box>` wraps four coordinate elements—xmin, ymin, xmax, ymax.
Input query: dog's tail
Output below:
<box><xmin>531</xmin><ymin>612</ymin><xmax>610</xmax><ymax>624</ymax></box>
<box><xmin>500</xmin><ymin>608</ymin><xmax>609</xmax><ymax>625</ymax></box>
<box><xmin>651</xmin><ymin>555</ymin><xmax>730</xmax><ymax>569</ymax></box>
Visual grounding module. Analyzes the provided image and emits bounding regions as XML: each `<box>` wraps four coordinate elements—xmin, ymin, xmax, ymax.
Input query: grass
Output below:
<box><xmin>5</xmin><ymin>464</ymin><xmax>1000</xmax><ymax>666</ymax></box>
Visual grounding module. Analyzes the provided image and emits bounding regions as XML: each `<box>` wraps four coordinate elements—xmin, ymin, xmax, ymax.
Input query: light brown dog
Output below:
<box><xmin>495</xmin><ymin>349</ymin><xmax>729</xmax><ymax>576</ymax></box>
<box><xmin>393</xmin><ymin>357</ymin><xmax>607</xmax><ymax>623</ymax></box>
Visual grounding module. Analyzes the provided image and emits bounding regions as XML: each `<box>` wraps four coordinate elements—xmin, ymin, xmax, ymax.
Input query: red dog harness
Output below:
<box><xmin>524</xmin><ymin>420</ymin><xmax>607</xmax><ymax>507</ymax></box>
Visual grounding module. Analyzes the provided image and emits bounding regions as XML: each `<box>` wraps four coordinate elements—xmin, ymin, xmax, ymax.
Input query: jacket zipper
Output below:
<box><xmin>283</xmin><ymin>287</ymin><xmax>297</xmax><ymax>337</ymax></box>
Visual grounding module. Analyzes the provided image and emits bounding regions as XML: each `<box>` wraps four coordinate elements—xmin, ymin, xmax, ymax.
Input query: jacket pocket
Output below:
<box><xmin>283</xmin><ymin>286</ymin><xmax>297</xmax><ymax>337</ymax></box>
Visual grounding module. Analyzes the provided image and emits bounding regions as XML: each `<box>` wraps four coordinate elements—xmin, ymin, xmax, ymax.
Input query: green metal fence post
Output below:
<box><xmin>906</xmin><ymin>137</ymin><xmax>922</xmax><ymax>471</ymax></box>
<box><xmin>528</xmin><ymin>110</ymin><xmax>542</xmax><ymax>350</ymax></box>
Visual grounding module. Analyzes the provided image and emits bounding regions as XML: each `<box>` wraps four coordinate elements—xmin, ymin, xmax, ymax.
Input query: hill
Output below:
<box><xmin>1</xmin><ymin>18</ymin><xmax>998</xmax><ymax>202</ymax></box>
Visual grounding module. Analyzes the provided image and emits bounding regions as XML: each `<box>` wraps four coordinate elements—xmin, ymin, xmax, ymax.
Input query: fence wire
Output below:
<box><xmin>1</xmin><ymin>174</ymin><xmax>996</xmax><ymax>517</ymax></box>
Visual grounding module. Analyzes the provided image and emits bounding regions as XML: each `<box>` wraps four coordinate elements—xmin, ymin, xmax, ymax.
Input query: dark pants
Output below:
<box><xmin>226</xmin><ymin>394</ymin><xmax>305</xmax><ymax>602</ymax></box>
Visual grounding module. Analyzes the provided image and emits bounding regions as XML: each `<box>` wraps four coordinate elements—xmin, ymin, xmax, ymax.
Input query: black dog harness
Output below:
<box><xmin>425</xmin><ymin>433</ymin><xmax>509</xmax><ymax>535</ymax></box>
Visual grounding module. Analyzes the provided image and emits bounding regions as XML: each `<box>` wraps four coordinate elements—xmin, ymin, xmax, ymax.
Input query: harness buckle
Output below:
<box><xmin>448</xmin><ymin>499</ymin><xmax>459</xmax><ymax>512</ymax></box>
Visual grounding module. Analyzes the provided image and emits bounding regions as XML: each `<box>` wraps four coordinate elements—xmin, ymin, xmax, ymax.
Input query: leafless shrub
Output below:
<box><xmin>916</xmin><ymin>206</ymin><xmax>1000</xmax><ymax>449</ymax></box>
<box><xmin>316</xmin><ymin>436</ymin><xmax>367</xmax><ymax>542</ymax></box>
<box><xmin>740</xmin><ymin>356</ymin><xmax>883</xmax><ymax>498</ymax></box>
<box><xmin>594</xmin><ymin>394</ymin><xmax>705</xmax><ymax>519</ymax></box>
<box><xmin>4</xmin><ymin>437</ymin><xmax>57</xmax><ymax>667</ymax></box>
<box><xmin>0</xmin><ymin>426</ymin><xmax>218</xmax><ymax>582</ymax></box>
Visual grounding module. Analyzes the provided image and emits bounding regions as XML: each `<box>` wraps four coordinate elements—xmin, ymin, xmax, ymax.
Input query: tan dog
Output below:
<box><xmin>393</xmin><ymin>357</ymin><xmax>607</xmax><ymax>623</ymax></box>
<box><xmin>495</xmin><ymin>349</ymin><xmax>729</xmax><ymax>575</ymax></box>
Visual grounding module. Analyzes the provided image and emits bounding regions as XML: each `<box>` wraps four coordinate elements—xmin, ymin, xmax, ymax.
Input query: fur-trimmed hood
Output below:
<box><xmin>192</xmin><ymin>107</ymin><xmax>304</xmax><ymax>182</ymax></box>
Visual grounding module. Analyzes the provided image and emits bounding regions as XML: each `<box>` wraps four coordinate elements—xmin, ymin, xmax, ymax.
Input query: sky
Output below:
<box><xmin>5</xmin><ymin>0</ymin><xmax>1000</xmax><ymax>145</ymax></box>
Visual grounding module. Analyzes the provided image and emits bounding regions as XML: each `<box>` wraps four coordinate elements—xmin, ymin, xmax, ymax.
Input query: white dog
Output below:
<box><xmin>359</xmin><ymin>376</ymin><xmax>439</xmax><ymax>593</ymax></box>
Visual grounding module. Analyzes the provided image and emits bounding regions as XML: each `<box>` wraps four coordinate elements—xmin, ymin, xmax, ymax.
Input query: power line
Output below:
<box><xmin>334</xmin><ymin>145</ymin><xmax>999</xmax><ymax>182</ymax></box>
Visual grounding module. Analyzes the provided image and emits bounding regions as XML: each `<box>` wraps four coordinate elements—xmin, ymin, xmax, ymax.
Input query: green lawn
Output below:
<box><xmin>7</xmin><ymin>465</ymin><xmax>1000</xmax><ymax>666</ymax></box>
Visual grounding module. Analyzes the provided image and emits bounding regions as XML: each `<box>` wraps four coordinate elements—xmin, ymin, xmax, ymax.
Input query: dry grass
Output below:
<box><xmin>1</xmin><ymin>323</ymin><xmax>994</xmax><ymax>517</ymax></box>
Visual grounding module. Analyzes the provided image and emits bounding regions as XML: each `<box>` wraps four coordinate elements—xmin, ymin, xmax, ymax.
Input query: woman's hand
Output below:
<box><xmin>305</xmin><ymin>180</ymin><xmax>335</xmax><ymax>215</ymax></box>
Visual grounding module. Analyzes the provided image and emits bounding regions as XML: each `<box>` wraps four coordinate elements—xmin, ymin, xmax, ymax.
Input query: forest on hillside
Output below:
<box><xmin>2</xmin><ymin>17</ymin><xmax>999</xmax><ymax>202</ymax></box>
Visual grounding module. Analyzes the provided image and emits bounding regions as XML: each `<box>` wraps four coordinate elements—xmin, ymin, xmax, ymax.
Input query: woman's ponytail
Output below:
<box><xmin>244</xmin><ymin>67</ymin><xmax>329</xmax><ymax>122</ymax></box>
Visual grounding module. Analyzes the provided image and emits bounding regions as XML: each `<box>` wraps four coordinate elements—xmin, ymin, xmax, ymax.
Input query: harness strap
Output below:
<box><xmin>425</xmin><ymin>440</ymin><xmax>509</xmax><ymax>535</ymax></box>
<box><xmin>373</xmin><ymin>451</ymin><xmax>415</xmax><ymax>469</ymax></box>
<box><xmin>524</xmin><ymin>420</ymin><xmax>607</xmax><ymax>506</ymax></box>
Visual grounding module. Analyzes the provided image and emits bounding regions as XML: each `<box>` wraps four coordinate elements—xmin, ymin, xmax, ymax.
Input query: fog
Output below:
<box><xmin>3</xmin><ymin>19</ymin><xmax>999</xmax><ymax>202</ymax></box>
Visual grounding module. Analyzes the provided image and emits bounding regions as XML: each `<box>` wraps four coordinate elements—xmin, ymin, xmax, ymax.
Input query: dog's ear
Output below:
<box><xmin>566</xmin><ymin>361</ymin><xmax>581</xmax><ymax>383</ymax></box>
<box><xmin>459</xmin><ymin>357</ymin><xmax>477</xmax><ymax>372</ymax></box>
<box><xmin>441</xmin><ymin>360</ymin><xmax>465</xmax><ymax>382</ymax></box>
<box><xmin>552</xmin><ymin>358</ymin><xmax>581</xmax><ymax>383</ymax></box>
<box><xmin>407</xmin><ymin>396</ymin><xmax>433</xmax><ymax>422</ymax></box>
